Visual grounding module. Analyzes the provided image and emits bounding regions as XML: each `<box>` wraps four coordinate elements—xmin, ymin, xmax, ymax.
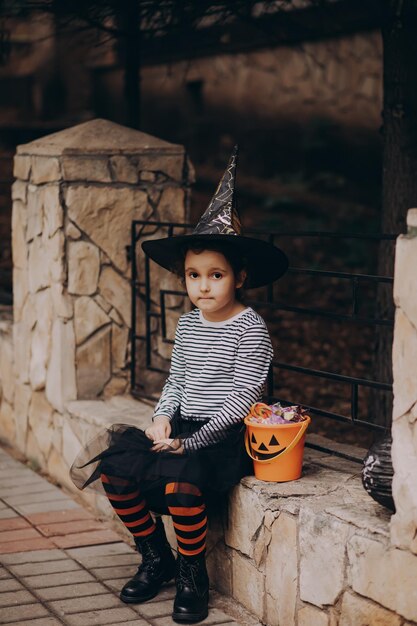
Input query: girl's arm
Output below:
<box><xmin>182</xmin><ymin>323</ymin><xmax>273</xmax><ymax>452</ymax></box>
<box><xmin>152</xmin><ymin>317</ymin><xmax>186</xmax><ymax>421</ymax></box>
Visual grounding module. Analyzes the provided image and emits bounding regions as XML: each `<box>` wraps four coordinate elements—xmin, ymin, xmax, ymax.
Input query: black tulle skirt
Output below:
<box><xmin>70</xmin><ymin>413</ymin><xmax>253</xmax><ymax>513</ymax></box>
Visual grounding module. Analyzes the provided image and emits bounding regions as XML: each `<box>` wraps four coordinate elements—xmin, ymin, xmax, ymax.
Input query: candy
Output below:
<box><xmin>247</xmin><ymin>402</ymin><xmax>308</xmax><ymax>424</ymax></box>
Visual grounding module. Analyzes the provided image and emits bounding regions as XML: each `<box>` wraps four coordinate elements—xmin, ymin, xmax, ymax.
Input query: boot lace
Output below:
<box><xmin>136</xmin><ymin>538</ymin><xmax>160</xmax><ymax>576</ymax></box>
<box><xmin>177</xmin><ymin>558</ymin><xmax>201</xmax><ymax>593</ymax></box>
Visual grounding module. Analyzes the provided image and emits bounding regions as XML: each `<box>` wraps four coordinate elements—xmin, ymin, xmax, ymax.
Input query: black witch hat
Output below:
<box><xmin>142</xmin><ymin>146</ymin><xmax>288</xmax><ymax>288</ymax></box>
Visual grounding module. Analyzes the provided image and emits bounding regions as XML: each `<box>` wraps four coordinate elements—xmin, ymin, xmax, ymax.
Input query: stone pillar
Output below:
<box><xmin>10</xmin><ymin>118</ymin><xmax>192</xmax><ymax>463</ymax></box>
<box><xmin>391</xmin><ymin>208</ymin><xmax>417</xmax><ymax>551</ymax></box>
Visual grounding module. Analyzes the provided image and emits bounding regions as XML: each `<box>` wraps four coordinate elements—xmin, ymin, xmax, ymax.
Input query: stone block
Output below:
<box><xmin>51</xmin><ymin>283</ymin><xmax>73</xmax><ymax>320</ymax></box>
<box><xmin>68</xmin><ymin>241</ymin><xmax>100</xmax><ymax>295</ymax></box>
<box><xmin>65</xmin><ymin>220</ymin><xmax>82</xmax><ymax>239</ymax></box>
<box><xmin>66</xmin><ymin>185</ymin><xmax>148</xmax><ymax>274</ymax></box>
<box><xmin>62</xmin><ymin>156</ymin><xmax>111</xmax><ymax>182</ymax></box>
<box><xmin>76</xmin><ymin>325</ymin><xmax>111</xmax><ymax>398</ymax></box>
<box><xmin>136</xmin><ymin>153</ymin><xmax>185</xmax><ymax>181</ymax></box>
<box><xmin>348</xmin><ymin>534</ymin><xmax>417</xmax><ymax>621</ymax></box>
<box><xmin>13</xmin><ymin>382</ymin><xmax>31</xmax><ymax>452</ymax></box>
<box><xmin>225</xmin><ymin>485</ymin><xmax>265</xmax><ymax>557</ymax></box>
<box><xmin>392</xmin><ymin>308</ymin><xmax>417</xmax><ymax>420</ymax></box>
<box><xmin>298</xmin><ymin>605</ymin><xmax>330</xmax><ymax>626</ymax></box>
<box><xmin>46</xmin><ymin>319</ymin><xmax>77</xmax><ymax>412</ymax></box>
<box><xmin>299</xmin><ymin>508</ymin><xmax>349</xmax><ymax>606</ymax></box>
<box><xmin>339</xmin><ymin>591</ymin><xmax>401</xmax><ymax>626</ymax></box>
<box><xmin>12</xmin><ymin>267</ymin><xmax>28</xmax><ymax>323</ymax></box>
<box><xmin>28</xmin><ymin>391</ymin><xmax>54</xmax><ymax>460</ymax></box>
<box><xmin>28</xmin><ymin>236</ymin><xmax>49</xmax><ymax>293</ymax></box>
<box><xmin>0</xmin><ymin>400</ymin><xmax>15</xmax><ymax>444</ymax></box>
<box><xmin>109</xmin><ymin>307</ymin><xmax>123</xmax><ymax>326</ymax></box>
<box><xmin>11</xmin><ymin>180</ymin><xmax>27</xmax><ymax>202</ymax></box>
<box><xmin>232</xmin><ymin>550</ymin><xmax>265</xmax><ymax>619</ymax></box>
<box><xmin>29</xmin><ymin>288</ymin><xmax>53</xmax><ymax>390</ymax></box>
<box><xmin>391</xmin><ymin>415</ymin><xmax>417</xmax><ymax>550</ymax></box>
<box><xmin>265</xmin><ymin>513</ymin><xmax>297</xmax><ymax>626</ymax></box>
<box><xmin>13</xmin><ymin>154</ymin><xmax>31</xmax><ymax>180</ymax></box>
<box><xmin>206</xmin><ymin>543</ymin><xmax>232</xmax><ymax>596</ymax></box>
<box><xmin>109</xmin><ymin>155</ymin><xmax>138</xmax><ymax>183</ymax></box>
<box><xmin>13</xmin><ymin>322</ymin><xmax>31</xmax><ymax>384</ymax></box>
<box><xmin>26</xmin><ymin>185</ymin><xmax>43</xmax><ymax>242</ymax></box>
<box><xmin>98</xmin><ymin>265</ymin><xmax>130</xmax><ymax>327</ymax></box>
<box><xmin>12</xmin><ymin>200</ymin><xmax>27</xmax><ymax>270</ymax></box>
<box><xmin>111</xmin><ymin>324</ymin><xmax>129</xmax><ymax>370</ymax></box>
<box><xmin>74</xmin><ymin>297</ymin><xmax>110</xmax><ymax>345</ymax></box>
<box><xmin>31</xmin><ymin>156</ymin><xmax>61</xmax><ymax>183</ymax></box>
<box><xmin>156</xmin><ymin>186</ymin><xmax>186</xmax><ymax>222</ymax></box>
<box><xmin>0</xmin><ymin>330</ymin><xmax>14</xmax><ymax>405</ymax></box>
<box><xmin>103</xmin><ymin>376</ymin><xmax>128</xmax><ymax>399</ymax></box>
<box><xmin>43</xmin><ymin>185</ymin><xmax>63</xmax><ymax>237</ymax></box>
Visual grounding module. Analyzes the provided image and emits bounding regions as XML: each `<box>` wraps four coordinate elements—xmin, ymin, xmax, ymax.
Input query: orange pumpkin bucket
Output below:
<box><xmin>244</xmin><ymin>404</ymin><xmax>311</xmax><ymax>482</ymax></box>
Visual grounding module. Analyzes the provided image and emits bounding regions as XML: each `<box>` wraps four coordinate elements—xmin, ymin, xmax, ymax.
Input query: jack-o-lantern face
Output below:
<box><xmin>248</xmin><ymin>432</ymin><xmax>287</xmax><ymax>460</ymax></box>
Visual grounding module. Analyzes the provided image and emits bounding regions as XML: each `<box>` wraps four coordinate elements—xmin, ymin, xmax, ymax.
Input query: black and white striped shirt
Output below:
<box><xmin>153</xmin><ymin>307</ymin><xmax>273</xmax><ymax>452</ymax></box>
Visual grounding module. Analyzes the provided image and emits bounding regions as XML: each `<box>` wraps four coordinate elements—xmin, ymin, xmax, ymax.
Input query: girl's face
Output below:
<box><xmin>185</xmin><ymin>249</ymin><xmax>246</xmax><ymax>322</ymax></box>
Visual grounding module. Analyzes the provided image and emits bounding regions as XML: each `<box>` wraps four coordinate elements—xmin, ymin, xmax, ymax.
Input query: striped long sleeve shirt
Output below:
<box><xmin>153</xmin><ymin>307</ymin><xmax>273</xmax><ymax>452</ymax></box>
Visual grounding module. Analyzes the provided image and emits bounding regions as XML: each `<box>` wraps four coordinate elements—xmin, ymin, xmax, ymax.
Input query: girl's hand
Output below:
<box><xmin>151</xmin><ymin>438</ymin><xmax>184</xmax><ymax>454</ymax></box>
<box><xmin>145</xmin><ymin>416</ymin><xmax>171</xmax><ymax>442</ymax></box>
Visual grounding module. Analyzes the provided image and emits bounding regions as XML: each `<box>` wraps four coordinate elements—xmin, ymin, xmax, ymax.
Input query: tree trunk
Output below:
<box><xmin>119</xmin><ymin>0</ymin><xmax>141</xmax><ymax>129</ymax></box>
<box><xmin>372</xmin><ymin>1</ymin><xmax>417</xmax><ymax>428</ymax></box>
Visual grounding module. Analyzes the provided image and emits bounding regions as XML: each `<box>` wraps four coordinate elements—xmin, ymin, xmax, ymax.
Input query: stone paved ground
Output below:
<box><xmin>0</xmin><ymin>446</ymin><xmax>260</xmax><ymax>626</ymax></box>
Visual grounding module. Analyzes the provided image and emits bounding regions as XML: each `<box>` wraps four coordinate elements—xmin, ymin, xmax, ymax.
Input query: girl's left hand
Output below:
<box><xmin>151</xmin><ymin>438</ymin><xmax>184</xmax><ymax>454</ymax></box>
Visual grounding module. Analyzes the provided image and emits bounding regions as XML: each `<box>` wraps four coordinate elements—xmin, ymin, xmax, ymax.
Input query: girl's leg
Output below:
<box><xmin>165</xmin><ymin>482</ymin><xmax>209</xmax><ymax>623</ymax></box>
<box><xmin>100</xmin><ymin>473</ymin><xmax>175</xmax><ymax>603</ymax></box>
<box><xmin>100</xmin><ymin>473</ymin><xmax>156</xmax><ymax>537</ymax></box>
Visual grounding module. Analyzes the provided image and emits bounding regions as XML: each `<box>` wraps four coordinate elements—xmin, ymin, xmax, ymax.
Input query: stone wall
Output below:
<box><xmin>391</xmin><ymin>209</ymin><xmax>417</xmax><ymax>553</ymax></box>
<box><xmin>199</xmin><ymin>437</ymin><xmax>415</xmax><ymax>626</ymax></box>
<box><xmin>1</xmin><ymin>118</ymin><xmax>192</xmax><ymax>471</ymax></box>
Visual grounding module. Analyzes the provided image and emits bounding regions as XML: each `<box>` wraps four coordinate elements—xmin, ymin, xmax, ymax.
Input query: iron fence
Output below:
<box><xmin>131</xmin><ymin>219</ymin><xmax>397</xmax><ymax>461</ymax></box>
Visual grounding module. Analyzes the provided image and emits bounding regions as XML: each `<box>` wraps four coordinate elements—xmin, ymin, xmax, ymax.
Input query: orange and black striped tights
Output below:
<box><xmin>100</xmin><ymin>475</ymin><xmax>207</xmax><ymax>557</ymax></box>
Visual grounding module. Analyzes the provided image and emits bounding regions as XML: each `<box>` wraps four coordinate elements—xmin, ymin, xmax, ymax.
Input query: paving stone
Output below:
<box><xmin>22</xmin><ymin>570</ymin><xmax>95</xmax><ymax>588</ymax></box>
<box><xmin>0</xmin><ymin>568</ymin><xmax>11</xmax><ymax>579</ymax></box>
<box><xmin>81</xmin><ymin>554</ymin><xmax>139</xmax><ymax>569</ymax></box>
<box><xmin>37</xmin><ymin>581</ymin><xmax>109</xmax><ymax>601</ymax></box>
<box><xmin>134</xmin><ymin>599</ymin><xmax>173</xmax><ymax>618</ymax></box>
<box><xmin>5</xmin><ymin>474</ymin><xmax>47</xmax><ymax>487</ymax></box>
<box><xmin>49</xmin><ymin>593</ymin><xmax>122</xmax><ymax>615</ymax></box>
<box><xmin>0</xmin><ymin>589</ymin><xmax>37</xmax><ymax>607</ymax></box>
<box><xmin>0</xmin><ymin>508</ymin><xmax>17</xmax><ymax>519</ymax></box>
<box><xmin>3</xmin><ymin>491</ymin><xmax>71</xmax><ymax>505</ymax></box>
<box><xmin>0</xmin><ymin>579</ymin><xmax>23</xmax><ymax>592</ymax></box>
<box><xmin>0</xmin><ymin>536</ymin><xmax>55</xmax><ymax>553</ymax></box>
<box><xmin>37</xmin><ymin>519</ymin><xmax>104</xmax><ymax>537</ymax></box>
<box><xmin>16</xmin><ymin>500</ymin><xmax>81</xmax><ymax>514</ymax></box>
<box><xmin>151</xmin><ymin>610</ymin><xmax>233</xmax><ymax>626</ymax></box>
<box><xmin>113</xmin><ymin>621</ymin><xmax>150</xmax><ymax>626</ymax></box>
<box><xmin>52</xmin><ymin>529</ymin><xmax>122</xmax><ymax>549</ymax></box>
<box><xmin>67</xmin><ymin>543</ymin><xmax>133</xmax><ymax>560</ymax></box>
<box><xmin>0</xmin><ymin>517</ymin><xmax>30</xmax><ymax>531</ymax></box>
<box><xmin>0</xmin><ymin>602</ymin><xmax>50</xmax><ymax>622</ymax></box>
<box><xmin>26</xmin><ymin>508</ymin><xmax>95</xmax><ymax>525</ymax></box>
<box><xmin>11</xmin><ymin>558</ymin><xmax>81</xmax><ymax>576</ymax></box>
<box><xmin>0</xmin><ymin>483</ymin><xmax>61</xmax><ymax>497</ymax></box>
<box><xmin>91</xmin><ymin>565</ymin><xmax>137</xmax><ymax>580</ymax></box>
<box><xmin>8</xmin><ymin>617</ymin><xmax>62</xmax><ymax>626</ymax></box>
<box><xmin>0</xmin><ymin>548</ymin><xmax>67</xmax><ymax>564</ymax></box>
<box><xmin>0</xmin><ymin>527</ymin><xmax>42</xmax><ymax>542</ymax></box>
<box><xmin>65</xmin><ymin>606</ymin><xmax>140</xmax><ymax>625</ymax></box>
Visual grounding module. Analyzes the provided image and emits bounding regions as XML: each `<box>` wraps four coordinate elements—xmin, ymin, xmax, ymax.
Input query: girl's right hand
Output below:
<box><xmin>145</xmin><ymin>415</ymin><xmax>171</xmax><ymax>442</ymax></box>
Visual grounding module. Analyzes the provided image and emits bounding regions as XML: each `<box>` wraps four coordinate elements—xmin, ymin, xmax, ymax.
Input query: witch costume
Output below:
<box><xmin>70</xmin><ymin>146</ymin><xmax>288</xmax><ymax>623</ymax></box>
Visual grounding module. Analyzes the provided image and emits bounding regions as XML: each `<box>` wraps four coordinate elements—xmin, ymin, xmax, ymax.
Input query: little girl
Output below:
<box><xmin>70</xmin><ymin>146</ymin><xmax>288</xmax><ymax>624</ymax></box>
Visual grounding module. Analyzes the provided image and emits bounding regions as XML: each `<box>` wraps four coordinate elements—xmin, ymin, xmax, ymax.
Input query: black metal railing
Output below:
<box><xmin>131</xmin><ymin>219</ymin><xmax>397</xmax><ymax>461</ymax></box>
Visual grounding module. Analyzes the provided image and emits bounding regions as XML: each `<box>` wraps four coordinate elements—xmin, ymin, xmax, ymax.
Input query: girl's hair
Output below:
<box><xmin>175</xmin><ymin>240</ymin><xmax>248</xmax><ymax>299</ymax></box>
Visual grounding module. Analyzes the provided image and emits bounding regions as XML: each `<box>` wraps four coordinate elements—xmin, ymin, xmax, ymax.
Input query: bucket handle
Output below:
<box><xmin>244</xmin><ymin>416</ymin><xmax>311</xmax><ymax>463</ymax></box>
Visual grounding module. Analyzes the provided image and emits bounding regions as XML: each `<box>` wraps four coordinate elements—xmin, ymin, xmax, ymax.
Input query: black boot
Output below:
<box><xmin>172</xmin><ymin>553</ymin><xmax>209</xmax><ymax>623</ymax></box>
<box><xmin>120</xmin><ymin>518</ymin><xmax>176</xmax><ymax>603</ymax></box>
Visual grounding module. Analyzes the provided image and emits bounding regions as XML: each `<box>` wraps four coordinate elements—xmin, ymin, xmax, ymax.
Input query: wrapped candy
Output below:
<box><xmin>247</xmin><ymin>402</ymin><xmax>308</xmax><ymax>424</ymax></box>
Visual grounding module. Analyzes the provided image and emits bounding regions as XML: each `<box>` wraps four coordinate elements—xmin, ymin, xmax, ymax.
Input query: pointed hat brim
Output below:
<box><xmin>141</xmin><ymin>234</ymin><xmax>288</xmax><ymax>289</ymax></box>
